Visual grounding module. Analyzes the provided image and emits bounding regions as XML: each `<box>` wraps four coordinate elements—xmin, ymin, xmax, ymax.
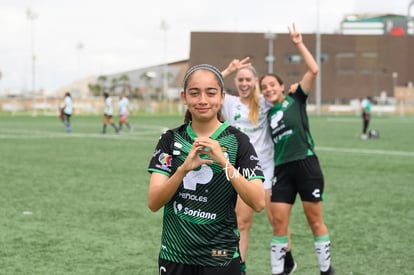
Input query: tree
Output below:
<box><xmin>88</xmin><ymin>83</ymin><xmax>101</xmax><ymax>96</ymax></box>
<box><xmin>97</xmin><ymin>75</ymin><xmax>107</xmax><ymax>96</ymax></box>
<box><xmin>111</xmin><ymin>77</ymin><xmax>119</xmax><ymax>93</ymax></box>
<box><xmin>119</xmin><ymin>74</ymin><xmax>131</xmax><ymax>95</ymax></box>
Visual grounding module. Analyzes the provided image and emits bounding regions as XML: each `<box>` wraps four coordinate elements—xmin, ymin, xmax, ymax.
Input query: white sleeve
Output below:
<box><xmin>222</xmin><ymin>94</ymin><xmax>237</xmax><ymax>122</ymax></box>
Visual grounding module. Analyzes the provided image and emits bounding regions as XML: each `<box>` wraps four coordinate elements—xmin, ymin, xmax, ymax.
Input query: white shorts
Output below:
<box><xmin>262</xmin><ymin>163</ymin><xmax>274</xmax><ymax>190</ymax></box>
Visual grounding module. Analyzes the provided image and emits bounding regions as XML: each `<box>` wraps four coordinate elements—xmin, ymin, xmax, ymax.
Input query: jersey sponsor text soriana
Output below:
<box><xmin>268</xmin><ymin>86</ymin><xmax>315</xmax><ymax>166</ymax></box>
<box><xmin>148</xmin><ymin>121</ymin><xmax>264</xmax><ymax>266</ymax></box>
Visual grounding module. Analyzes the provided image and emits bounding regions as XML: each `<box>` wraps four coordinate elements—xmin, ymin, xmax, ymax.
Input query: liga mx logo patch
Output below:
<box><xmin>158</xmin><ymin>153</ymin><xmax>172</xmax><ymax>167</ymax></box>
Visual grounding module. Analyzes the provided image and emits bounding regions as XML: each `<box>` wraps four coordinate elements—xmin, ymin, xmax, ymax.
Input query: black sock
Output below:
<box><xmin>321</xmin><ymin>266</ymin><xmax>332</xmax><ymax>275</ymax></box>
<box><xmin>285</xmin><ymin>250</ymin><xmax>294</xmax><ymax>266</ymax></box>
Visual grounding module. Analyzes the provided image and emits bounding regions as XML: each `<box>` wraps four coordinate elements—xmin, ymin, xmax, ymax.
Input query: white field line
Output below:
<box><xmin>325</xmin><ymin>117</ymin><xmax>414</xmax><ymax>124</ymax></box>
<box><xmin>0</xmin><ymin>127</ymin><xmax>167</xmax><ymax>141</ymax></box>
<box><xmin>316</xmin><ymin>146</ymin><xmax>414</xmax><ymax>157</ymax></box>
<box><xmin>0</xmin><ymin>134</ymin><xmax>160</xmax><ymax>141</ymax></box>
<box><xmin>2</xmin><ymin>128</ymin><xmax>413</xmax><ymax>157</ymax></box>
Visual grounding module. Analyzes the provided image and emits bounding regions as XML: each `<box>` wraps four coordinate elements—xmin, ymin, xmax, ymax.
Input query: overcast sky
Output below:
<box><xmin>0</xmin><ymin>0</ymin><xmax>411</xmax><ymax>93</ymax></box>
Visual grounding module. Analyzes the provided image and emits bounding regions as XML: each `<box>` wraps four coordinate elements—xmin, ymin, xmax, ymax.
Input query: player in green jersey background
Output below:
<box><xmin>259</xmin><ymin>24</ymin><xmax>335</xmax><ymax>275</ymax></box>
<box><xmin>221</xmin><ymin>59</ymin><xmax>296</xmax><ymax>275</ymax></box>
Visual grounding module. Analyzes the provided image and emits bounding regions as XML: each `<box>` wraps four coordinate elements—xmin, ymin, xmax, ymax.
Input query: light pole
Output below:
<box><xmin>77</xmin><ymin>42</ymin><xmax>84</xmax><ymax>96</ymax></box>
<box><xmin>144</xmin><ymin>71</ymin><xmax>156</xmax><ymax>113</ymax></box>
<box><xmin>315</xmin><ymin>0</ymin><xmax>322</xmax><ymax>115</ymax></box>
<box><xmin>408</xmin><ymin>0</ymin><xmax>414</xmax><ymax>34</ymax></box>
<box><xmin>27</xmin><ymin>8</ymin><xmax>38</xmax><ymax>116</ymax></box>
<box><xmin>392</xmin><ymin>72</ymin><xmax>398</xmax><ymax>91</ymax></box>
<box><xmin>160</xmin><ymin>20</ymin><xmax>169</xmax><ymax>100</ymax></box>
<box><xmin>392</xmin><ymin>72</ymin><xmax>403</xmax><ymax>116</ymax></box>
<box><xmin>264</xmin><ymin>32</ymin><xmax>276</xmax><ymax>73</ymax></box>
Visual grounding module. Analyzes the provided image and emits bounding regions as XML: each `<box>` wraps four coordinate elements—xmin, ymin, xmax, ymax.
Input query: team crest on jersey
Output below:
<box><xmin>234</xmin><ymin>113</ymin><xmax>241</xmax><ymax>121</ymax></box>
<box><xmin>270</xmin><ymin>110</ymin><xmax>284</xmax><ymax>129</ymax></box>
<box><xmin>221</xmin><ymin>146</ymin><xmax>229</xmax><ymax>159</ymax></box>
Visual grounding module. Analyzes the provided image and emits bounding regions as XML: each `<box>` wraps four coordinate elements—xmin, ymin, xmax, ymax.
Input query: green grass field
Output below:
<box><xmin>1</xmin><ymin>114</ymin><xmax>414</xmax><ymax>275</ymax></box>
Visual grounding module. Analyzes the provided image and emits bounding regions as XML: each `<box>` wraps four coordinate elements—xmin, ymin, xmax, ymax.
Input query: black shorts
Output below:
<box><xmin>271</xmin><ymin>155</ymin><xmax>325</xmax><ymax>204</ymax></box>
<box><xmin>159</xmin><ymin>257</ymin><xmax>241</xmax><ymax>275</ymax></box>
<box><xmin>104</xmin><ymin>114</ymin><xmax>112</xmax><ymax>118</ymax></box>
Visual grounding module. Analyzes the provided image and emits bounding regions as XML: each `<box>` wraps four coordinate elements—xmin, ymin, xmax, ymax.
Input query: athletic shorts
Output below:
<box><xmin>104</xmin><ymin>114</ymin><xmax>113</xmax><ymax>118</ymax></box>
<box><xmin>120</xmin><ymin>113</ymin><xmax>128</xmax><ymax>122</ymax></box>
<box><xmin>159</xmin><ymin>257</ymin><xmax>241</xmax><ymax>275</ymax></box>
<box><xmin>262</xmin><ymin>162</ymin><xmax>274</xmax><ymax>190</ymax></box>
<box><xmin>271</xmin><ymin>155</ymin><xmax>325</xmax><ymax>204</ymax></box>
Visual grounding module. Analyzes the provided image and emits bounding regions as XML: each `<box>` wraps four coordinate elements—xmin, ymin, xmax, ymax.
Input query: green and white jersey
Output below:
<box><xmin>361</xmin><ymin>98</ymin><xmax>371</xmax><ymax>113</ymax></box>
<box><xmin>268</xmin><ymin>85</ymin><xmax>315</xmax><ymax>166</ymax></box>
<box><xmin>148</xmin><ymin>121</ymin><xmax>264</xmax><ymax>266</ymax></box>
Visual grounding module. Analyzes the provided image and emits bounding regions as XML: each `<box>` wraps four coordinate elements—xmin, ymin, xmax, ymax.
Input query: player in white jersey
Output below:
<box><xmin>102</xmin><ymin>92</ymin><xmax>119</xmax><ymax>134</ymax></box>
<box><xmin>118</xmin><ymin>92</ymin><xmax>133</xmax><ymax>132</ymax></box>
<box><xmin>61</xmin><ymin>92</ymin><xmax>73</xmax><ymax>133</ymax></box>
<box><xmin>221</xmin><ymin>60</ymin><xmax>296</xmax><ymax>275</ymax></box>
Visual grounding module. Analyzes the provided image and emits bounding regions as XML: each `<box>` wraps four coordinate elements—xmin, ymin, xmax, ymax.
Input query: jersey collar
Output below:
<box><xmin>186</xmin><ymin>120</ymin><xmax>229</xmax><ymax>140</ymax></box>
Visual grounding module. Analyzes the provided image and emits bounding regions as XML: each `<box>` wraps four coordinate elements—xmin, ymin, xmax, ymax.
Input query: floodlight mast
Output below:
<box><xmin>409</xmin><ymin>0</ymin><xmax>414</xmax><ymax>35</ymax></box>
<box><xmin>264</xmin><ymin>32</ymin><xmax>276</xmax><ymax>74</ymax></box>
<box><xmin>161</xmin><ymin>20</ymin><xmax>169</xmax><ymax>99</ymax></box>
<box><xmin>315</xmin><ymin>0</ymin><xmax>322</xmax><ymax>115</ymax></box>
<box><xmin>27</xmin><ymin>8</ymin><xmax>38</xmax><ymax>116</ymax></box>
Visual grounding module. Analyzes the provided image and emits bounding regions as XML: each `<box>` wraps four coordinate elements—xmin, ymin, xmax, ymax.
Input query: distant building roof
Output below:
<box><xmin>101</xmin><ymin>59</ymin><xmax>188</xmax><ymax>91</ymax></box>
<box><xmin>341</xmin><ymin>13</ymin><xmax>413</xmax><ymax>35</ymax></box>
<box><xmin>342</xmin><ymin>13</ymin><xmax>409</xmax><ymax>22</ymax></box>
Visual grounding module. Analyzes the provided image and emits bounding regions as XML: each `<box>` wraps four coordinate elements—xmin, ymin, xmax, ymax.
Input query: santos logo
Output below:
<box><xmin>183</xmin><ymin>164</ymin><xmax>213</xmax><ymax>191</ymax></box>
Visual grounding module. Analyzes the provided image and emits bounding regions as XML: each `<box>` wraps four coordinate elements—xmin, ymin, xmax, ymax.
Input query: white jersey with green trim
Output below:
<box><xmin>104</xmin><ymin>97</ymin><xmax>113</xmax><ymax>115</ymax></box>
<box><xmin>118</xmin><ymin>97</ymin><xmax>128</xmax><ymax>115</ymax></box>
<box><xmin>222</xmin><ymin>94</ymin><xmax>274</xmax><ymax>173</ymax></box>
